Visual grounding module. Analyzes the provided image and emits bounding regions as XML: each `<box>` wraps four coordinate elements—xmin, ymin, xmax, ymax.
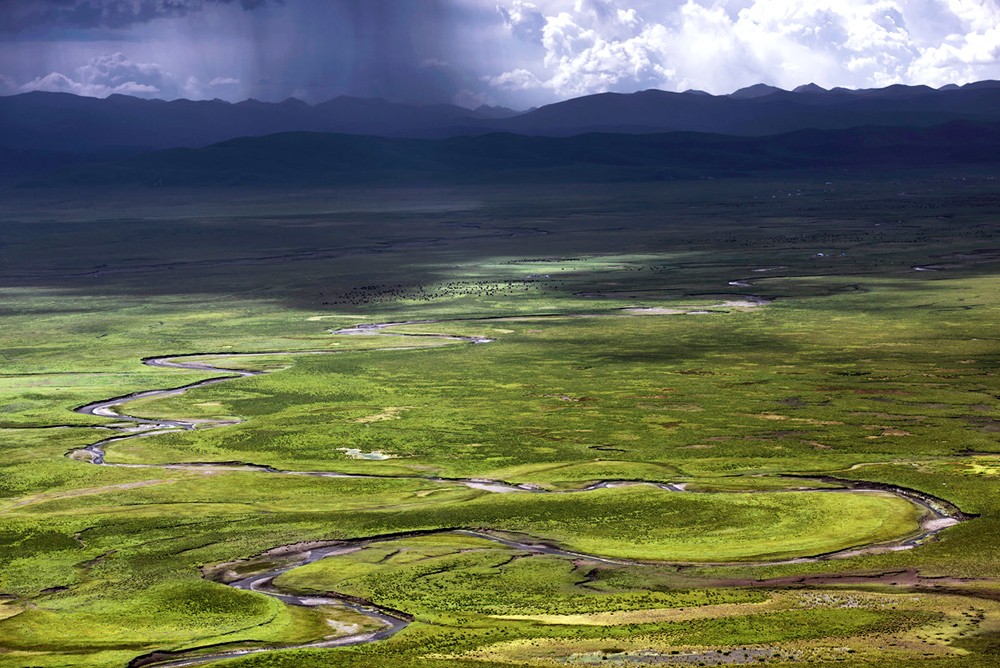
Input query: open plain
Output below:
<box><xmin>2</xmin><ymin>170</ymin><xmax>1000</xmax><ymax>667</ymax></box>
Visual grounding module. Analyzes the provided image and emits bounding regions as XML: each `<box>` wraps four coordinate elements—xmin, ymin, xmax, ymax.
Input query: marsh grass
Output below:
<box><xmin>3</xmin><ymin>172</ymin><xmax>1000</xmax><ymax>665</ymax></box>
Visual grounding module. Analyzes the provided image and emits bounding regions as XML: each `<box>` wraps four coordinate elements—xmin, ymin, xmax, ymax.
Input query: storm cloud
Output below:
<box><xmin>0</xmin><ymin>0</ymin><xmax>498</xmax><ymax>105</ymax></box>
<box><xmin>0</xmin><ymin>0</ymin><xmax>998</xmax><ymax>107</ymax></box>
<box><xmin>0</xmin><ymin>0</ymin><xmax>276</xmax><ymax>33</ymax></box>
<box><xmin>234</xmin><ymin>0</ymin><xmax>494</xmax><ymax>104</ymax></box>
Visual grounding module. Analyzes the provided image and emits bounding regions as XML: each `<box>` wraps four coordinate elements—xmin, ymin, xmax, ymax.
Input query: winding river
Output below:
<box><xmin>57</xmin><ymin>310</ymin><xmax>968</xmax><ymax>667</ymax></box>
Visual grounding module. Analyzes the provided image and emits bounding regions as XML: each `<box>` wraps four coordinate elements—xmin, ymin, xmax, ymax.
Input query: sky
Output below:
<box><xmin>0</xmin><ymin>0</ymin><xmax>998</xmax><ymax>108</ymax></box>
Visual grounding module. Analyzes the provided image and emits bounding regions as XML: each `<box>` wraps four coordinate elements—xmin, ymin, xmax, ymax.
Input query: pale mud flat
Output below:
<box><xmin>622</xmin><ymin>307</ymin><xmax>692</xmax><ymax>315</ymax></box>
<box><xmin>326</xmin><ymin>620</ymin><xmax>362</xmax><ymax>635</ymax></box>
<box><xmin>623</xmin><ymin>298</ymin><xmax>769</xmax><ymax>316</ymax></box>
<box><xmin>338</xmin><ymin>448</ymin><xmax>395</xmax><ymax>460</ymax></box>
<box><xmin>0</xmin><ymin>600</ymin><xmax>21</xmax><ymax>622</ymax></box>
<box><xmin>721</xmin><ymin>298</ymin><xmax>770</xmax><ymax>308</ymax></box>
<box><xmin>465</xmin><ymin>481</ymin><xmax>527</xmax><ymax>493</ymax></box>
<box><xmin>297</xmin><ymin>597</ymin><xmax>340</xmax><ymax>606</ymax></box>
<box><xmin>921</xmin><ymin>517</ymin><xmax>961</xmax><ymax>532</ymax></box>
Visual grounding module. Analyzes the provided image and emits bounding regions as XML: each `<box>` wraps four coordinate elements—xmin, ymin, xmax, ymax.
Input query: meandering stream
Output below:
<box><xmin>56</xmin><ymin>309</ymin><xmax>968</xmax><ymax>667</ymax></box>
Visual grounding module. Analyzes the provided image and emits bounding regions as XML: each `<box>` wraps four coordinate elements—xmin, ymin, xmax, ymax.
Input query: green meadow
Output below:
<box><xmin>2</xmin><ymin>171</ymin><xmax>1000</xmax><ymax>666</ymax></box>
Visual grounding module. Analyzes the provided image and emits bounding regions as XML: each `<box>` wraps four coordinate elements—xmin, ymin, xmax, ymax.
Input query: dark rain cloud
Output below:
<box><xmin>0</xmin><ymin>0</ymin><xmax>276</xmax><ymax>33</ymax></box>
<box><xmin>0</xmin><ymin>0</ymin><xmax>504</xmax><ymax>104</ymax></box>
<box><xmin>243</xmin><ymin>1</ymin><xmax>459</xmax><ymax>101</ymax></box>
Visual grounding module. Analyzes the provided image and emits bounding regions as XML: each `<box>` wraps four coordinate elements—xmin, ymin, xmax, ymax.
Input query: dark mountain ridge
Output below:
<box><xmin>0</xmin><ymin>92</ymin><xmax>512</xmax><ymax>153</ymax></box>
<box><xmin>31</xmin><ymin>120</ymin><xmax>1000</xmax><ymax>188</ymax></box>
<box><xmin>2</xmin><ymin>80</ymin><xmax>999</xmax><ymax>159</ymax></box>
<box><xmin>493</xmin><ymin>83</ymin><xmax>1000</xmax><ymax>136</ymax></box>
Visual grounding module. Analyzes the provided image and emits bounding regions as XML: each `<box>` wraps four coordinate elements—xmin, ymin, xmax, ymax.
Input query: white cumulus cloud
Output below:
<box><xmin>20</xmin><ymin>52</ymin><xmax>179</xmax><ymax>97</ymax></box>
<box><xmin>16</xmin><ymin>52</ymin><xmax>244</xmax><ymax>100</ymax></box>
<box><xmin>498</xmin><ymin>0</ymin><xmax>548</xmax><ymax>41</ymax></box>
<box><xmin>487</xmin><ymin>67</ymin><xmax>545</xmax><ymax>90</ymax></box>
<box><xmin>492</xmin><ymin>0</ymin><xmax>1000</xmax><ymax>97</ymax></box>
<box><xmin>182</xmin><ymin>75</ymin><xmax>242</xmax><ymax>98</ymax></box>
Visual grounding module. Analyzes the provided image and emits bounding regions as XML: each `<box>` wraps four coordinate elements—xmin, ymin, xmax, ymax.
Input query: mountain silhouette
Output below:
<box><xmin>3</xmin><ymin>80</ymin><xmax>999</xmax><ymax>158</ymax></box>
<box><xmin>28</xmin><ymin>120</ymin><xmax>1000</xmax><ymax>188</ymax></box>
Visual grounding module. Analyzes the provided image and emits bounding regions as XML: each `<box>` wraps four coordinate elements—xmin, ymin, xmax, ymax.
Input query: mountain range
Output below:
<box><xmin>4</xmin><ymin>80</ymin><xmax>1000</xmax><ymax>186</ymax></box>
<box><xmin>31</xmin><ymin>121</ymin><xmax>1000</xmax><ymax>188</ymax></box>
<box><xmin>2</xmin><ymin>80</ymin><xmax>999</xmax><ymax>154</ymax></box>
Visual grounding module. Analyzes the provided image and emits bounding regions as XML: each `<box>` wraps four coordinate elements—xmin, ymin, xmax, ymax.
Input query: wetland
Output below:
<box><xmin>3</xmin><ymin>173</ymin><xmax>1000</xmax><ymax>667</ymax></box>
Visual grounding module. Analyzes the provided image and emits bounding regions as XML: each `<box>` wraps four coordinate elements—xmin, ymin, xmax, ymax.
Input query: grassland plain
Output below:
<box><xmin>2</xmin><ymin>170</ymin><xmax>1000</xmax><ymax>667</ymax></box>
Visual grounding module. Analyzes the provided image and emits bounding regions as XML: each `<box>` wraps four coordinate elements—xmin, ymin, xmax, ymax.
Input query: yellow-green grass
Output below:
<box><xmin>3</xmin><ymin>174</ymin><xmax>1000</xmax><ymax>667</ymax></box>
<box><xmin>273</xmin><ymin>534</ymin><xmax>772</xmax><ymax>617</ymax></box>
<box><xmin>99</xmin><ymin>282</ymin><xmax>1000</xmax><ymax>481</ymax></box>
<box><xmin>414</xmin><ymin>486</ymin><xmax>923</xmax><ymax>562</ymax></box>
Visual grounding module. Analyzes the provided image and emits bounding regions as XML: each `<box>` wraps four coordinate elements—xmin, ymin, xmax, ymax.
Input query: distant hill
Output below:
<box><xmin>728</xmin><ymin>84</ymin><xmax>785</xmax><ymax>99</ymax></box>
<box><xmin>2</xmin><ymin>80</ymin><xmax>1000</xmax><ymax>162</ymax></box>
<box><xmin>29</xmin><ymin>120</ymin><xmax>1000</xmax><ymax>188</ymax></box>
<box><xmin>0</xmin><ymin>92</ymin><xmax>516</xmax><ymax>155</ymax></box>
<box><xmin>488</xmin><ymin>81</ymin><xmax>1000</xmax><ymax>136</ymax></box>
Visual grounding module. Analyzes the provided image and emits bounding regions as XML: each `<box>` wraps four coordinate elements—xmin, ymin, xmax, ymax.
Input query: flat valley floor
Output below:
<box><xmin>2</xmin><ymin>170</ymin><xmax>1000</xmax><ymax>667</ymax></box>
